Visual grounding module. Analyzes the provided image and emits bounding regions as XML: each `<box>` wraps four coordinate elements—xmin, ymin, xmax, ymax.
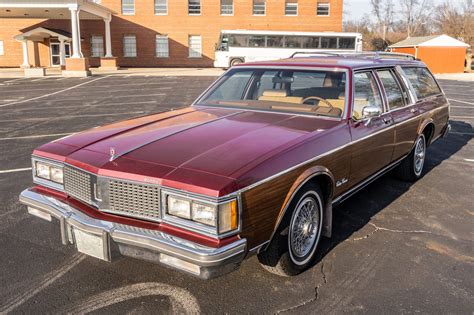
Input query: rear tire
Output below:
<box><xmin>257</xmin><ymin>183</ymin><xmax>324</xmax><ymax>276</ymax></box>
<box><xmin>396</xmin><ymin>134</ymin><xmax>426</xmax><ymax>182</ymax></box>
<box><xmin>229</xmin><ymin>58</ymin><xmax>244</xmax><ymax>67</ymax></box>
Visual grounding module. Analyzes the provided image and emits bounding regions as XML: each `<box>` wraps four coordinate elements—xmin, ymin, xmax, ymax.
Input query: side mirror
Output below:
<box><xmin>361</xmin><ymin>105</ymin><xmax>382</xmax><ymax>119</ymax></box>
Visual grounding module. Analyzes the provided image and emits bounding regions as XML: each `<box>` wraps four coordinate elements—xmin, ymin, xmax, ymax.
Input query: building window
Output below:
<box><xmin>285</xmin><ymin>0</ymin><xmax>298</xmax><ymax>15</ymax></box>
<box><xmin>189</xmin><ymin>35</ymin><xmax>202</xmax><ymax>58</ymax></box>
<box><xmin>0</xmin><ymin>40</ymin><xmax>4</xmax><ymax>56</ymax></box>
<box><xmin>253</xmin><ymin>0</ymin><xmax>265</xmax><ymax>15</ymax></box>
<box><xmin>91</xmin><ymin>35</ymin><xmax>104</xmax><ymax>57</ymax></box>
<box><xmin>123</xmin><ymin>35</ymin><xmax>137</xmax><ymax>57</ymax></box>
<box><xmin>317</xmin><ymin>2</ymin><xmax>330</xmax><ymax>16</ymax></box>
<box><xmin>155</xmin><ymin>0</ymin><xmax>167</xmax><ymax>15</ymax></box>
<box><xmin>220</xmin><ymin>0</ymin><xmax>233</xmax><ymax>15</ymax></box>
<box><xmin>122</xmin><ymin>0</ymin><xmax>135</xmax><ymax>15</ymax></box>
<box><xmin>188</xmin><ymin>0</ymin><xmax>201</xmax><ymax>15</ymax></box>
<box><xmin>156</xmin><ymin>35</ymin><xmax>169</xmax><ymax>58</ymax></box>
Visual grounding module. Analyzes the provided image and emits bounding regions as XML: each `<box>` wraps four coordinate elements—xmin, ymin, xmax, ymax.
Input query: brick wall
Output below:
<box><xmin>0</xmin><ymin>0</ymin><xmax>343</xmax><ymax>68</ymax></box>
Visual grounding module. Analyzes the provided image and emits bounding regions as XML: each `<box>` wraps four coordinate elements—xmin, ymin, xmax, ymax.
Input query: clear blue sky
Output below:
<box><xmin>343</xmin><ymin>0</ymin><xmax>452</xmax><ymax>20</ymax></box>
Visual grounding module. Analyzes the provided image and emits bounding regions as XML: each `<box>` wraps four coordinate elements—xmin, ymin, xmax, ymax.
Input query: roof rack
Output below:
<box><xmin>290</xmin><ymin>51</ymin><xmax>417</xmax><ymax>61</ymax></box>
<box><xmin>289</xmin><ymin>51</ymin><xmax>341</xmax><ymax>58</ymax></box>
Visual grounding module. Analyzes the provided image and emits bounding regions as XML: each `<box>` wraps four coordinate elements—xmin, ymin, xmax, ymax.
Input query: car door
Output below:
<box><xmin>375</xmin><ymin>67</ymin><xmax>420</xmax><ymax>161</ymax></box>
<box><xmin>347</xmin><ymin>70</ymin><xmax>395</xmax><ymax>189</ymax></box>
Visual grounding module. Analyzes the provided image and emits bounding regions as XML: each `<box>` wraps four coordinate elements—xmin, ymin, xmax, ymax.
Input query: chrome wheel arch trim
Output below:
<box><xmin>262</xmin><ymin>169</ymin><xmax>334</xmax><ymax>252</ymax></box>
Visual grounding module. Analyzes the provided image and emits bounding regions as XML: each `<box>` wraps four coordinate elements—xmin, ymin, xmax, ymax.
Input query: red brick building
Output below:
<box><xmin>0</xmin><ymin>0</ymin><xmax>343</xmax><ymax>74</ymax></box>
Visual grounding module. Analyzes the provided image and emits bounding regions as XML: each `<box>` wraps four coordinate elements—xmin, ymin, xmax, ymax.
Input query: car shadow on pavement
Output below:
<box><xmin>313</xmin><ymin>119</ymin><xmax>473</xmax><ymax>266</ymax></box>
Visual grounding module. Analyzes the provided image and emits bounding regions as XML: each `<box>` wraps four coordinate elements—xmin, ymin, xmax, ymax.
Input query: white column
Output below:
<box><xmin>21</xmin><ymin>40</ymin><xmax>31</xmax><ymax>68</ymax></box>
<box><xmin>59</xmin><ymin>39</ymin><xmax>66</xmax><ymax>67</ymax></box>
<box><xmin>70</xmin><ymin>7</ymin><xmax>81</xmax><ymax>58</ymax></box>
<box><xmin>104</xmin><ymin>16</ymin><xmax>113</xmax><ymax>58</ymax></box>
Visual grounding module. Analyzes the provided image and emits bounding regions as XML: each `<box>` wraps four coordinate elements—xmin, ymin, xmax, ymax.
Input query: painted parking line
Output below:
<box><xmin>9</xmin><ymin>100</ymin><xmax>158</xmax><ymax>112</ymax></box>
<box><xmin>0</xmin><ymin>75</ymin><xmax>109</xmax><ymax>108</ymax></box>
<box><xmin>0</xmin><ymin>132</ymin><xmax>73</xmax><ymax>141</ymax></box>
<box><xmin>64</xmin><ymin>282</ymin><xmax>200</xmax><ymax>314</ymax></box>
<box><xmin>451</xmin><ymin>116</ymin><xmax>474</xmax><ymax>119</ymax></box>
<box><xmin>450</xmin><ymin>132</ymin><xmax>474</xmax><ymax>136</ymax></box>
<box><xmin>0</xmin><ymin>167</ymin><xmax>32</xmax><ymax>174</ymax></box>
<box><xmin>0</xmin><ymin>111</ymin><xmax>146</xmax><ymax>123</ymax></box>
<box><xmin>76</xmin><ymin>82</ymin><xmax>179</xmax><ymax>89</ymax></box>
<box><xmin>465</xmin><ymin>159</ymin><xmax>474</xmax><ymax>162</ymax></box>
<box><xmin>0</xmin><ymin>253</ymin><xmax>86</xmax><ymax>313</ymax></box>
<box><xmin>1</xmin><ymin>77</ymin><xmax>31</xmax><ymax>84</ymax></box>
<box><xmin>448</xmin><ymin>99</ymin><xmax>474</xmax><ymax>106</ymax></box>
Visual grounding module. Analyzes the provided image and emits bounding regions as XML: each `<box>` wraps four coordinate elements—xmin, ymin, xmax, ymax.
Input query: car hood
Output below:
<box><xmin>35</xmin><ymin>106</ymin><xmax>341</xmax><ymax>196</ymax></box>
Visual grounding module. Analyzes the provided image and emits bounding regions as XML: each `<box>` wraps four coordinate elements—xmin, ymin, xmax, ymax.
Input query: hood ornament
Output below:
<box><xmin>109</xmin><ymin>147</ymin><xmax>116</xmax><ymax>161</ymax></box>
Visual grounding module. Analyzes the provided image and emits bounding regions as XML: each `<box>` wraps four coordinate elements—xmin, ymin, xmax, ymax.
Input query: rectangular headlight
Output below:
<box><xmin>167</xmin><ymin>195</ymin><xmax>191</xmax><ymax>219</ymax></box>
<box><xmin>192</xmin><ymin>202</ymin><xmax>217</xmax><ymax>226</ymax></box>
<box><xmin>35</xmin><ymin>162</ymin><xmax>51</xmax><ymax>180</ymax></box>
<box><xmin>35</xmin><ymin>161</ymin><xmax>63</xmax><ymax>184</ymax></box>
<box><xmin>50</xmin><ymin>166</ymin><xmax>64</xmax><ymax>184</ymax></box>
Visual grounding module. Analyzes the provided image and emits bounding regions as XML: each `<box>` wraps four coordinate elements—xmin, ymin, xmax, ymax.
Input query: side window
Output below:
<box><xmin>402</xmin><ymin>67</ymin><xmax>441</xmax><ymax>99</ymax></box>
<box><xmin>353</xmin><ymin>72</ymin><xmax>383</xmax><ymax>119</ymax></box>
<box><xmin>205</xmin><ymin>70</ymin><xmax>253</xmax><ymax>101</ymax></box>
<box><xmin>377</xmin><ymin>69</ymin><xmax>405</xmax><ymax>110</ymax></box>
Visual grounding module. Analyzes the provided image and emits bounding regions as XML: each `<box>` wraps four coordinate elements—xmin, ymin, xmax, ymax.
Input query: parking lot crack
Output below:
<box><xmin>353</xmin><ymin>222</ymin><xmax>439</xmax><ymax>241</ymax></box>
<box><xmin>275</xmin><ymin>262</ymin><xmax>328</xmax><ymax>314</ymax></box>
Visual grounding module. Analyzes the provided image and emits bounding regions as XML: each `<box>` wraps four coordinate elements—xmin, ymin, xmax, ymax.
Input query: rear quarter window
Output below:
<box><xmin>402</xmin><ymin>67</ymin><xmax>441</xmax><ymax>99</ymax></box>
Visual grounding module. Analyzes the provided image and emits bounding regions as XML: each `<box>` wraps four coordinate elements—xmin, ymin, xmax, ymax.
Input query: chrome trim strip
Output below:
<box><xmin>332</xmin><ymin>154</ymin><xmax>407</xmax><ymax>205</ymax></box>
<box><xmin>20</xmin><ymin>188</ymin><xmax>247</xmax><ymax>270</ymax></box>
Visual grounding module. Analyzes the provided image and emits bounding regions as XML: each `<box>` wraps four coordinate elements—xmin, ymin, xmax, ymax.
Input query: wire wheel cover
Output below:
<box><xmin>290</xmin><ymin>196</ymin><xmax>320</xmax><ymax>259</ymax></box>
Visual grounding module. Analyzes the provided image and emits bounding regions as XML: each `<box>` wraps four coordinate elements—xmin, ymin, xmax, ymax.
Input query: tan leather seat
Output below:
<box><xmin>258</xmin><ymin>90</ymin><xmax>303</xmax><ymax>104</ymax></box>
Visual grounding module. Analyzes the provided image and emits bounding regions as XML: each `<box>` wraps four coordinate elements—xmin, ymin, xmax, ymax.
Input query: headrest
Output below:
<box><xmin>262</xmin><ymin>90</ymin><xmax>287</xmax><ymax>97</ymax></box>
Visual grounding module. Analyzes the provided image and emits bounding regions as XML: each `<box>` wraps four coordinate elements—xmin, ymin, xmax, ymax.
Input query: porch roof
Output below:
<box><xmin>14</xmin><ymin>27</ymin><xmax>73</xmax><ymax>42</ymax></box>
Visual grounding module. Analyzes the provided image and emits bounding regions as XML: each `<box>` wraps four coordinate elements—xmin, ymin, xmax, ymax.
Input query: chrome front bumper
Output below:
<box><xmin>20</xmin><ymin>188</ymin><xmax>247</xmax><ymax>279</ymax></box>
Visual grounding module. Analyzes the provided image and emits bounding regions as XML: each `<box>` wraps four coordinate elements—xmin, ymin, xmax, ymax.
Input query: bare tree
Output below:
<box><xmin>370</xmin><ymin>0</ymin><xmax>395</xmax><ymax>40</ymax></box>
<box><xmin>433</xmin><ymin>0</ymin><xmax>473</xmax><ymax>46</ymax></box>
<box><xmin>400</xmin><ymin>0</ymin><xmax>433</xmax><ymax>37</ymax></box>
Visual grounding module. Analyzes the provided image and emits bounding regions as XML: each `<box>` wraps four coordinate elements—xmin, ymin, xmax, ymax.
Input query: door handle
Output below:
<box><xmin>383</xmin><ymin>117</ymin><xmax>392</xmax><ymax>124</ymax></box>
<box><xmin>410</xmin><ymin>108</ymin><xmax>417</xmax><ymax>113</ymax></box>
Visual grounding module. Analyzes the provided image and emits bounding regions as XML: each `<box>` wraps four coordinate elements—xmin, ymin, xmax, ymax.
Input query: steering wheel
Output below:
<box><xmin>302</xmin><ymin>96</ymin><xmax>335</xmax><ymax>111</ymax></box>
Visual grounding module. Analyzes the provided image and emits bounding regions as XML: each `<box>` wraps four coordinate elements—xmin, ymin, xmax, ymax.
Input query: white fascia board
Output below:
<box><xmin>80</xmin><ymin>1</ymin><xmax>114</xmax><ymax>19</ymax></box>
<box><xmin>419</xmin><ymin>35</ymin><xmax>470</xmax><ymax>47</ymax></box>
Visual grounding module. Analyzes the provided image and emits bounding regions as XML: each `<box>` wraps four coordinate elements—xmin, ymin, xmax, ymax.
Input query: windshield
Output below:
<box><xmin>196</xmin><ymin>68</ymin><xmax>347</xmax><ymax>118</ymax></box>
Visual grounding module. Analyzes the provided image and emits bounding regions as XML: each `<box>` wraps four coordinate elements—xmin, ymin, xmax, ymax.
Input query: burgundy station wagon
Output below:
<box><xmin>20</xmin><ymin>53</ymin><xmax>450</xmax><ymax>279</ymax></box>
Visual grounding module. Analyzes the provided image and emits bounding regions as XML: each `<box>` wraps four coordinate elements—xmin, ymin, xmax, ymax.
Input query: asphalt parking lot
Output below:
<box><xmin>0</xmin><ymin>74</ymin><xmax>472</xmax><ymax>314</ymax></box>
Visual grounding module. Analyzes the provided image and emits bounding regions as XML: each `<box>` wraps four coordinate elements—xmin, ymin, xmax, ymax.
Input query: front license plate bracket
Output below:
<box><xmin>72</xmin><ymin>228</ymin><xmax>111</xmax><ymax>261</ymax></box>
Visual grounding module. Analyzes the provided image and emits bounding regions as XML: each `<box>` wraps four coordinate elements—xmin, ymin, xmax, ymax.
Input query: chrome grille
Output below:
<box><xmin>108</xmin><ymin>180</ymin><xmax>161</xmax><ymax>220</ymax></box>
<box><xmin>64</xmin><ymin>166</ymin><xmax>93</xmax><ymax>204</ymax></box>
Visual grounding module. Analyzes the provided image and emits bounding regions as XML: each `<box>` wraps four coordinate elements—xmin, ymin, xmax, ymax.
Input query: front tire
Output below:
<box><xmin>396</xmin><ymin>133</ymin><xmax>426</xmax><ymax>181</ymax></box>
<box><xmin>257</xmin><ymin>184</ymin><xmax>324</xmax><ymax>276</ymax></box>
